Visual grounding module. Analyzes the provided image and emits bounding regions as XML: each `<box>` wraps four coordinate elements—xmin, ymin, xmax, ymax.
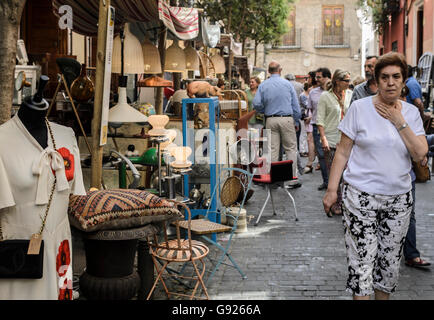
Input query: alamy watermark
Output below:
<box><xmin>58</xmin><ymin>5</ymin><xmax>73</xmax><ymax>30</ymax></box>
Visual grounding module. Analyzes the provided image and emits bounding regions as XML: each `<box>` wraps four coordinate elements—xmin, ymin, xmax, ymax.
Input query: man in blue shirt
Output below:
<box><xmin>253</xmin><ymin>61</ymin><xmax>302</xmax><ymax>186</ymax></box>
<box><xmin>403</xmin><ymin>65</ymin><xmax>431</xmax><ymax>269</ymax></box>
<box><xmin>406</xmin><ymin>65</ymin><xmax>425</xmax><ymax>120</ymax></box>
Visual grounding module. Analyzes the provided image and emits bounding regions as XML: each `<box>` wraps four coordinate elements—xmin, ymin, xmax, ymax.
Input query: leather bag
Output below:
<box><xmin>413</xmin><ymin>160</ymin><xmax>431</xmax><ymax>183</ymax></box>
<box><xmin>0</xmin><ymin>240</ymin><xmax>44</xmax><ymax>279</ymax></box>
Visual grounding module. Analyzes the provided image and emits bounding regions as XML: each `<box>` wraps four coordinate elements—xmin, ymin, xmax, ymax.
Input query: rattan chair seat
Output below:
<box><xmin>154</xmin><ymin>239</ymin><xmax>209</xmax><ymax>262</ymax></box>
<box><xmin>177</xmin><ymin>219</ymin><xmax>232</xmax><ymax>235</ymax></box>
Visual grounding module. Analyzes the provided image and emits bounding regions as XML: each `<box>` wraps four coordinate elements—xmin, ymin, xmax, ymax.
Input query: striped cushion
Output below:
<box><xmin>68</xmin><ymin>189</ymin><xmax>181</xmax><ymax>232</ymax></box>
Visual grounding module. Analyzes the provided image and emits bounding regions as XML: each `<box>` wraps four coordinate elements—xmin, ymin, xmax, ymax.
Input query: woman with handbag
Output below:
<box><xmin>323</xmin><ymin>52</ymin><xmax>428</xmax><ymax>300</ymax></box>
<box><xmin>316</xmin><ymin>69</ymin><xmax>352</xmax><ymax>216</ymax></box>
<box><xmin>0</xmin><ymin>77</ymin><xmax>86</xmax><ymax>300</ymax></box>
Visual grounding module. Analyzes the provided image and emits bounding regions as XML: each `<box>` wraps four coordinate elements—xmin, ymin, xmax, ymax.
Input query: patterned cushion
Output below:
<box><xmin>68</xmin><ymin>189</ymin><xmax>182</xmax><ymax>232</ymax></box>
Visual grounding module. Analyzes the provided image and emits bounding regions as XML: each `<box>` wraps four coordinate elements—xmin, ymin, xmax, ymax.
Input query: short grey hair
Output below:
<box><xmin>285</xmin><ymin>74</ymin><xmax>296</xmax><ymax>81</ymax></box>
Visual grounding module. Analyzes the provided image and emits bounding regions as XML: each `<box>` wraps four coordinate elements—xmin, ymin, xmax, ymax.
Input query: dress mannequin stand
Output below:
<box><xmin>17</xmin><ymin>75</ymin><xmax>50</xmax><ymax>149</ymax></box>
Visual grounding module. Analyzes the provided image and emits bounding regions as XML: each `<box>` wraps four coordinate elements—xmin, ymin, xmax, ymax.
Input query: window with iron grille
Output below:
<box><xmin>321</xmin><ymin>5</ymin><xmax>344</xmax><ymax>46</ymax></box>
<box><xmin>281</xmin><ymin>7</ymin><xmax>296</xmax><ymax>46</ymax></box>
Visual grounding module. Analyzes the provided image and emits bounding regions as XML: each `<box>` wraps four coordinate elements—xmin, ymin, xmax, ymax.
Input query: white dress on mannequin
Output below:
<box><xmin>0</xmin><ymin>115</ymin><xmax>86</xmax><ymax>300</ymax></box>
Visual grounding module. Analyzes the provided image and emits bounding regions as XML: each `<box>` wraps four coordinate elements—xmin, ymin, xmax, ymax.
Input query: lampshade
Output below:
<box><xmin>184</xmin><ymin>42</ymin><xmax>200</xmax><ymax>71</ymax></box>
<box><xmin>211</xmin><ymin>53</ymin><xmax>226</xmax><ymax>74</ymax></box>
<box><xmin>112</xmin><ymin>23</ymin><xmax>145</xmax><ymax>74</ymax></box>
<box><xmin>109</xmin><ymin>87</ymin><xmax>148</xmax><ymax>123</ymax></box>
<box><xmin>164</xmin><ymin>40</ymin><xmax>186</xmax><ymax>73</ymax></box>
<box><xmin>142</xmin><ymin>38</ymin><xmax>162</xmax><ymax>74</ymax></box>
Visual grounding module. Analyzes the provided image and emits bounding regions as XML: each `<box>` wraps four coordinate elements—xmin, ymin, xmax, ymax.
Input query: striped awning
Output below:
<box><xmin>52</xmin><ymin>0</ymin><xmax>199</xmax><ymax>39</ymax></box>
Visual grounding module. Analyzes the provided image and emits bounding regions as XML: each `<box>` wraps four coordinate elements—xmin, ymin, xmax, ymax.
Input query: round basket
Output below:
<box><xmin>236</xmin><ymin>172</ymin><xmax>254</xmax><ymax>203</ymax></box>
<box><xmin>220</xmin><ymin>176</ymin><xmax>243</xmax><ymax>207</ymax></box>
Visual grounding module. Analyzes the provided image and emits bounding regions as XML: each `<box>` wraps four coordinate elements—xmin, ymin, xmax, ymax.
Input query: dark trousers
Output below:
<box><xmin>404</xmin><ymin>180</ymin><xmax>420</xmax><ymax>260</ymax></box>
<box><xmin>312</xmin><ymin>124</ymin><xmax>328</xmax><ymax>185</ymax></box>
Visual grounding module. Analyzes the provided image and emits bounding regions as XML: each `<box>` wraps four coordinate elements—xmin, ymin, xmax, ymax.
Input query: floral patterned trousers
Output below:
<box><xmin>341</xmin><ymin>182</ymin><xmax>413</xmax><ymax>296</ymax></box>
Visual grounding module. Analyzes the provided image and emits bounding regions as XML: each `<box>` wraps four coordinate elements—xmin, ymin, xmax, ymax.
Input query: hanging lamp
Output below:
<box><xmin>164</xmin><ymin>40</ymin><xmax>186</xmax><ymax>73</ymax></box>
<box><xmin>184</xmin><ymin>42</ymin><xmax>200</xmax><ymax>71</ymax></box>
<box><xmin>210</xmin><ymin>53</ymin><xmax>226</xmax><ymax>74</ymax></box>
<box><xmin>109</xmin><ymin>23</ymin><xmax>147</xmax><ymax>124</ymax></box>
<box><xmin>109</xmin><ymin>76</ymin><xmax>147</xmax><ymax>124</ymax></box>
<box><xmin>112</xmin><ymin>23</ymin><xmax>145</xmax><ymax>74</ymax></box>
<box><xmin>142</xmin><ymin>37</ymin><xmax>162</xmax><ymax>74</ymax></box>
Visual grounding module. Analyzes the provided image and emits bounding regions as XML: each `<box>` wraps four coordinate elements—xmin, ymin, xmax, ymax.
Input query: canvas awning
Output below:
<box><xmin>52</xmin><ymin>0</ymin><xmax>199</xmax><ymax>40</ymax></box>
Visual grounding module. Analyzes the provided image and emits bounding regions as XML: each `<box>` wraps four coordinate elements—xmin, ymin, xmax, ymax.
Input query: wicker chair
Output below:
<box><xmin>146</xmin><ymin>201</ymin><xmax>210</xmax><ymax>300</ymax></box>
<box><xmin>220</xmin><ymin>90</ymin><xmax>249</xmax><ymax>120</ymax></box>
<box><xmin>177</xmin><ymin>167</ymin><xmax>254</xmax><ymax>284</ymax></box>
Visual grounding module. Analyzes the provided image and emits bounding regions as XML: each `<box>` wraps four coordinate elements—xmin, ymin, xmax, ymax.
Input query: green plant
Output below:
<box><xmin>358</xmin><ymin>0</ymin><xmax>396</xmax><ymax>34</ymax></box>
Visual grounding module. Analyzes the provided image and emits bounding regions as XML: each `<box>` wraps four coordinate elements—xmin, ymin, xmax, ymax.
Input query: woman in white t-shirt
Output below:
<box><xmin>323</xmin><ymin>52</ymin><xmax>428</xmax><ymax>300</ymax></box>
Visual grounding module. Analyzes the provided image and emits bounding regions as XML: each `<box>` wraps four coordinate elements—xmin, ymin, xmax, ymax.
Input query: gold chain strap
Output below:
<box><xmin>0</xmin><ymin>119</ymin><xmax>58</xmax><ymax>241</ymax></box>
<box><xmin>37</xmin><ymin>118</ymin><xmax>57</xmax><ymax>236</ymax></box>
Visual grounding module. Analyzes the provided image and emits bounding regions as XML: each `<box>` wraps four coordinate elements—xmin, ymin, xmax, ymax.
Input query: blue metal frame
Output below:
<box><xmin>182</xmin><ymin>97</ymin><xmax>220</xmax><ymax>240</ymax></box>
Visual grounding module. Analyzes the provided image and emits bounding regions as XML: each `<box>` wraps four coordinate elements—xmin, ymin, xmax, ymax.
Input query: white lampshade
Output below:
<box><xmin>109</xmin><ymin>87</ymin><xmax>148</xmax><ymax>123</ymax></box>
<box><xmin>164</xmin><ymin>40</ymin><xmax>186</xmax><ymax>73</ymax></box>
<box><xmin>211</xmin><ymin>53</ymin><xmax>226</xmax><ymax>74</ymax></box>
<box><xmin>112</xmin><ymin>23</ymin><xmax>145</xmax><ymax>74</ymax></box>
<box><xmin>142</xmin><ymin>38</ymin><xmax>162</xmax><ymax>74</ymax></box>
<box><xmin>184</xmin><ymin>42</ymin><xmax>200</xmax><ymax>71</ymax></box>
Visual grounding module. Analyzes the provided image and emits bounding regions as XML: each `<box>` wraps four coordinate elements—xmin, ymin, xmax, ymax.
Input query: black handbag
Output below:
<box><xmin>0</xmin><ymin>118</ymin><xmax>57</xmax><ymax>279</ymax></box>
<box><xmin>0</xmin><ymin>240</ymin><xmax>44</xmax><ymax>279</ymax></box>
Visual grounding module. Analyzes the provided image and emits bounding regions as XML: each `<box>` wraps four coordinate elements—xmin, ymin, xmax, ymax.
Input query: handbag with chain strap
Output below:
<box><xmin>0</xmin><ymin>119</ymin><xmax>57</xmax><ymax>279</ymax></box>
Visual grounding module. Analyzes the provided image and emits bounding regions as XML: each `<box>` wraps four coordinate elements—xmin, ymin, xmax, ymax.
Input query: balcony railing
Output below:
<box><xmin>272</xmin><ymin>29</ymin><xmax>302</xmax><ymax>49</ymax></box>
<box><xmin>314</xmin><ymin>28</ymin><xmax>350</xmax><ymax>48</ymax></box>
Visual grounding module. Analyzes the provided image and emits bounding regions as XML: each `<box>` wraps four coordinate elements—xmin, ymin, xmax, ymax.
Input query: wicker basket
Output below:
<box><xmin>220</xmin><ymin>176</ymin><xmax>243</xmax><ymax>207</ymax></box>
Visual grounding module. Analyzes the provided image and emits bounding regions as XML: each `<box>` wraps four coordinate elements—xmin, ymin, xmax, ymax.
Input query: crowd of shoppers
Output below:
<box><xmin>251</xmin><ymin>52</ymin><xmax>432</xmax><ymax>300</ymax></box>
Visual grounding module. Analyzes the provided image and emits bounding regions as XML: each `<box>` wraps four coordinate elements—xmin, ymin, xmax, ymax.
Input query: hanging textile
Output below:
<box><xmin>201</xmin><ymin>17</ymin><xmax>220</xmax><ymax>48</ymax></box>
<box><xmin>158</xmin><ymin>0</ymin><xmax>199</xmax><ymax>40</ymax></box>
<box><xmin>52</xmin><ymin>0</ymin><xmax>198</xmax><ymax>39</ymax></box>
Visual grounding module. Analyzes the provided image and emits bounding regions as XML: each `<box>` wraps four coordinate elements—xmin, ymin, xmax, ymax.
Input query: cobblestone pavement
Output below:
<box><xmin>73</xmin><ymin>158</ymin><xmax>434</xmax><ymax>300</ymax></box>
<box><xmin>196</xmin><ymin>166</ymin><xmax>434</xmax><ymax>300</ymax></box>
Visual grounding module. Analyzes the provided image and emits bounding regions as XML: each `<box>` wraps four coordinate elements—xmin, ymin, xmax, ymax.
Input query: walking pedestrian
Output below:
<box><xmin>406</xmin><ymin>65</ymin><xmax>429</xmax><ymax>123</ymax></box>
<box><xmin>245</xmin><ymin>76</ymin><xmax>263</xmax><ymax>130</ymax></box>
<box><xmin>399</xmin><ymin>78</ymin><xmax>431</xmax><ymax>269</ymax></box>
<box><xmin>308</xmin><ymin>67</ymin><xmax>331</xmax><ymax>190</ymax></box>
<box><xmin>317</xmin><ymin>69</ymin><xmax>352</xmax><ymax>216</ymax></box>
<box><xmin>253</xmin><ymin>61</ymin><xmax>302</xmax><ymax>187</ymax></box>
<box><xmin>301</xmin><ymin>82</ymin><xmax>316</xmax><ymax>173</ymax></box>
<box><xmin>350</xmin><ymin>55</ymin><xmax>378</xmax><ymax>104</ymax></box>
<box><xmin>285</xmin><ymin>74</ymin><xmax>305</xmax><ymax>175</ymax></box>
<box><xmin>323</xmin><ymin>52</ymin><xmax>428</xmax><ymax>300</ymax></box>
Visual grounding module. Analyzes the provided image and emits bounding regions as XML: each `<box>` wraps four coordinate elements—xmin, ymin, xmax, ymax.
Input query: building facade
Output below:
<box><xmin>379</xmin><ymin>0</ymin><xmax>434</xmax><ymax>66</ymax></box>
<box><xmin>246</xmin><ymin>0</ymin><xmax>364</xmax><ymax>79</ymax></box>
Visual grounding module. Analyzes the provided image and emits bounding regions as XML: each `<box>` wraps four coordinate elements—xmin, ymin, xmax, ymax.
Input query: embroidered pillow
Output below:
<box><xmin>68</xmin><ymin>189</ymin><xmax>182</xmax><ymax>232</ymax></box>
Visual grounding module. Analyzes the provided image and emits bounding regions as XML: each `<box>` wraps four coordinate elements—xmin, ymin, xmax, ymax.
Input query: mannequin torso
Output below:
<box><xmin>17</xmin><ymin>75</ymin><xmax>50</xmax><ymax>149</ymax></box>
<box><xmin>17</xmin><ymin>103</ymin><xmax>48</xmax><ymax>149</ymax></box>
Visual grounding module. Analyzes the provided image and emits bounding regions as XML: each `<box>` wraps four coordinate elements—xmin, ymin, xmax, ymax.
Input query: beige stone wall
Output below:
<box><xmin>247</xmin><ymin>0</ymin><xmax>363</xmax><ymax>79</ymax></box>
